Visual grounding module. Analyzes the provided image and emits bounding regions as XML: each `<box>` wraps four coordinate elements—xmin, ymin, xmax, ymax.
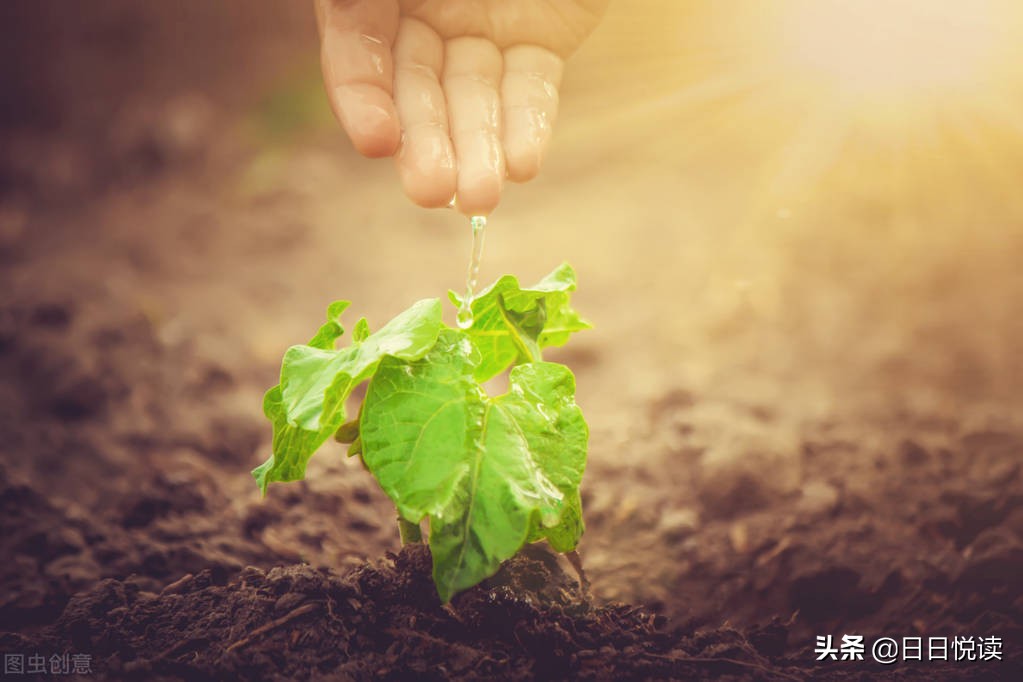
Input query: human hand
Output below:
<box><xmin>314</xmin><ymin>0</ymin><xmax>608</xmax><ymax>215</ymax></box>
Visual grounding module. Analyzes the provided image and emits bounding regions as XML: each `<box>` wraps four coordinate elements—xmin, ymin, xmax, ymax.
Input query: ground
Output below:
<box><xmin>1</xmin><ymin>2</ymin><xmax>1021</xmax><ymax>680</ymax></box>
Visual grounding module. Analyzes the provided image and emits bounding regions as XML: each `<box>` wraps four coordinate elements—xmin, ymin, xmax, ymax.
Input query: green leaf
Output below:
<box><xmin>448</xmin><ymin>263</ymin><xmax>591</xmax><ymax>382</ymax></box>
<box><xmin>254</xmin><ymin>265</ymin><xmax>591</xmax><ymax>603</ymax></box>
<box><xmin>532</xmin><ymin>490</ymin><xmax>584</xmax><ymax>553</ymax></box>
<box><xmin>307</xmin><ymin>300</ymin><xmax>350</xmax><ymax>350</ymax></box>
<box><xmin>360</xmin><ymin>329</ymin><xmax>588</xmax><ymax>602</ymax></box>
<box><xmin>253</xmin><ymin>298</ymin><xmax>444</xmax><ymax>494</ymax></box>
<box><xmin>352</xmin><ymin>317</ymin><xmax>370</xmax><ymax>343</ymax></box>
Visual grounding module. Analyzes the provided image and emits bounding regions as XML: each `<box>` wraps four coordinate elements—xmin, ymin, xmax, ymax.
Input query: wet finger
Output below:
<box><xmin>501</xmin><ymin>45</ymin><xmax>563</xmax><ymax>183</ymax></box>
<box><xmin>393</xmin><ymin>18</ymin><xmax>456</xmax><ymax>208</ymax></box>
<box><xmin>443</xmin><ymin>37</ymin><xmax>505</xmax><ymax>216</ymax></box>
<box><xmin>317</xmin><ymin>0</ymin><xmax>401</xmax><ymax>157</ymax></box>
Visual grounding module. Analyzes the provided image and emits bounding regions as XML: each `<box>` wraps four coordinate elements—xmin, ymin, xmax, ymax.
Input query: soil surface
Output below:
<box><xmin>2</xmin><ymin>2</ymin><xmax>1022</xmax><ymax>680</ymax></box>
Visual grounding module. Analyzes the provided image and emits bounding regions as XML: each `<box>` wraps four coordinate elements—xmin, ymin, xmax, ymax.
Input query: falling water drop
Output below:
<box><xmin>456</xmin><ymin>215</ymin><xmax>487</xmax><ymax>329</ymax></box>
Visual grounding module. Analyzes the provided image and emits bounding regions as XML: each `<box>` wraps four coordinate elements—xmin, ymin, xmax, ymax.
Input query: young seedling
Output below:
<box><xmin>253</xmin><ymin>264</ymin><xmax>591</xmax><ymax>602</ymax></box>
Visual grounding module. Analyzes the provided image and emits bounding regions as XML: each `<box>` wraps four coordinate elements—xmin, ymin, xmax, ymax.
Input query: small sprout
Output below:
<box><xmin>253</xmin><ymin>264</ymin><xmax>590</xmax><ymax>602</ymax></box>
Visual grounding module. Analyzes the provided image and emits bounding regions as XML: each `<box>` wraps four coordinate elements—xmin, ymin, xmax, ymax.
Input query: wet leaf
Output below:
<box><xmin>255</xmin><ymin>264</ymin><xmax>591</xmax><ymax>602</ymax></box>
<box><xmin>448</xmin><ymin>262</ymin><xmax>591</xmax><ymax>382</ymax></box>
<box><xmin>360</xmin><ymin>330</ymin><xmax>587</xmax><ymax>602</ymax></box>
<box><xmin>252</xmin><ymin>298</ymin><xmax>443</xmax><ymax>493</ymax></box>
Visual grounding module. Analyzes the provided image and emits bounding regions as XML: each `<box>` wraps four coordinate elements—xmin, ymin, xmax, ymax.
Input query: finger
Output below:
<box><xmin>393</xmin><ymin>18</ymin><xmax>456</xmax><ymax>208</ymax></box>
<box><xmin>501</xmin><ymin>46</ymin><xmax>563</xmax><ymax>183</ymax></box>
<box><xmin>316</xmin><ymin>0</ymin><xmax>400</xmax><ymax>158</ymax></box>
<box><xmin>443</xmin><ymin>37</ymin><xmax>505</xmax><ymax>216</ymax></box>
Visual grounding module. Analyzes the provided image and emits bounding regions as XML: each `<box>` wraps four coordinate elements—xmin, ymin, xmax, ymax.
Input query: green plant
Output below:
<box><xmin>253</xmin><ymin>264</ymin><xmax>591</xmax><ymax>602</ymax></box>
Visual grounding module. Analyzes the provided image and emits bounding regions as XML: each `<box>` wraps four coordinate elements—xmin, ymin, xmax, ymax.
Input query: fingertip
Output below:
<box><xmin>401</xmin><ymin>166</ymin><xmax>458</xmax><ymax>208</ymax></box>
<box><xmin>355</xmin><ymin>127</ymin><xmax>400</xmax><ymax>158</ymax></box>
<box><xmin>455</xmin><ymin>175</ymin><xmax>502</xmax><ymax>217</ymax></box>
<box><xmin>504</xmin><ymin>110</ymin><xmax>551</xmax><ymax>182</ymax></box>
<box><xmin>501</xmin><ymin>46</ymin><xmax>562</xmax><ymax>185</ymax></box>
<box><xmin>409</xmin><ymin>191</ymin><xmax>456</xmax><ymax>210</ymax></box>
<box><xmin>501</xmin><ymin>104</ymin><xmax>554</xmax><ymax>182</ymax></box>
<box><xmin>396</xmin><ymin>125</ymin><xmax>456</xmax><ymax>207</ymax></box>
<box><xmin>333</xmin><ymin>84</ymin><xmax>400</xmax><ymax>158</ymax></box>
<box><xmin>354</xmin><ymin>127</ymin><xmax>400</xmax><ymax>158</ymax></box>
<box><xmin>505</xmin><ymin>145</ymin><xmax>542</xmax><ymax>183</ymax></box>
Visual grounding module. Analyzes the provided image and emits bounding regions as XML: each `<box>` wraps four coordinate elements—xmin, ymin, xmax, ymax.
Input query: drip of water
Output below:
<box><xmin>456</xmin><ymin>215</ymin><xmax>487</xmax><ymax>329</ymax></box>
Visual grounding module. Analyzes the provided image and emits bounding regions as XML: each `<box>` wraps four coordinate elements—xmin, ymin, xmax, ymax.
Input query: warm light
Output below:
<box><xmin>776</xmin><ymin>0</ymin><xmax>1006</xmax><ymax>96</ymax></box>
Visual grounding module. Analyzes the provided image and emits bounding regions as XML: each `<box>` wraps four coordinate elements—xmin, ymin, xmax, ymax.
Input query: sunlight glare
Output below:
<box><xmin>776</xmin><ymin>0</ymin><xmax>1007</xmax><ymax>96</ymax></box>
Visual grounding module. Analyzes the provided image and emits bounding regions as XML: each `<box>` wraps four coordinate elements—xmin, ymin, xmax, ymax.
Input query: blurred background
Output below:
<box><xmin>3</xmin><ymin>0</ymin><xmax>1020</xmax><ymax>407</ymax></box>
<box><xmin>2</xmin><ymin>0</ymin><xmax>1021</xmax><ymax>652</ymax></box>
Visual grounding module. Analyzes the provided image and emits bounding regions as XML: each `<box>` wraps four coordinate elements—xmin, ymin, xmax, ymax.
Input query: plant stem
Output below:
<box><xmin>398</xmin><ymin>517</ymin><xmax>422</xmax><ymax>544</ymax></box>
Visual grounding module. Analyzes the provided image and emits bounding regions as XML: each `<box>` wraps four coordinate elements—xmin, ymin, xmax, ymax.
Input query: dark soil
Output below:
<box><xmin>3</xmin><ymin>543</ymin><xmax>792</xmax><ymax>681</ymax></box>
<box><xmin>6</xmin><ymin>537</ymin><xmax>1015</xmax><ymax>681</ymax></box>
<box><xmin>2</xmin><ymin>2</ymin><xmax>1022</xmax><ymax>680</ymax></box>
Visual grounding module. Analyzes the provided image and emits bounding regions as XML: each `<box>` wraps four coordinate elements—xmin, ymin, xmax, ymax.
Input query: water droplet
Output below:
<box><xmin>456</xmin><ymin>215</ymin><xmax>487</xmax><ymax>329</ymax></box>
